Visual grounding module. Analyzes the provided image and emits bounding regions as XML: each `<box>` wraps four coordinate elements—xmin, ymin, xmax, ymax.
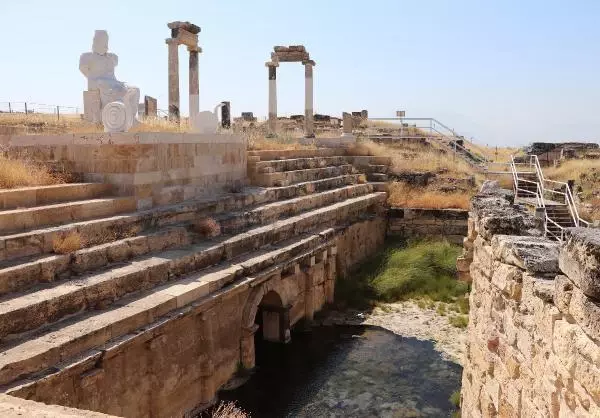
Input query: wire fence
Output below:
<box><xmin>0</xmin><ymin>102</ymin><xmax>82</xmax><ymax>120</ymax></box>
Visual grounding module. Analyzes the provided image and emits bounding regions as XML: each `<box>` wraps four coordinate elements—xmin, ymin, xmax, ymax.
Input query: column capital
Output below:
<box><xmin>187</xmin><ymin>45</ymin><xmax>202</xmax><ymax>53</ymax></box>
<box><xmin>265</xmin><ymin>61</ymin><xmax>279</xmax><ymax>68</ymax></box>
<box><xmin>165</xmin><ymin>38</ymin><xmax>179</xmax><ymax>45</ymax></box>
<box><xmin>302</xmin><ymin>59</ymin><xmax>316</xmax><ymax>66</ymax></box>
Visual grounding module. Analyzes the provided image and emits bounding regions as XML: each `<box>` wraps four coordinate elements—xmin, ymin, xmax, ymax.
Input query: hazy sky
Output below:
<box><xmin>1</xmin><ymin>0</ymin><xmax>599</xmax><ymax>146</ymax></box>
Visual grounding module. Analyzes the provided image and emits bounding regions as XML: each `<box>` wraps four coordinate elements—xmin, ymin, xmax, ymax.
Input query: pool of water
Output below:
<box><xmin>217</xmin><ymin>325</ymin><xmax>462</xmax><ymax>417</ymax></box>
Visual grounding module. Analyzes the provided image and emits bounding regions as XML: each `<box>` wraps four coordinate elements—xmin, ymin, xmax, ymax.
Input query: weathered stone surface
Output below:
<box><xmin>559</xmin><ymin>227</ymin><xmax>600</xmax><ymax>300</ymax></box>
<box><xmin>491</xmin><ymin>235</ymin><xmax>559</xmax><ymax>274</ymax></box>
<box><xmin>462</xmin><ymin>188</ymin><xmax>600</xmax><ymax>417</ymax></box>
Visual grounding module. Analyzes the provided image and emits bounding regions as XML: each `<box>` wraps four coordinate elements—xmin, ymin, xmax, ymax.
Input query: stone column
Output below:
<box><xmin>188</xmin><ymin>47</ymin><xmax>200</xmax><ymax>121</ymax></box>
<box><xmin>166</xmin><ymin>39</ymin><xmax>180</xmax><ymax>120</ymax></box>
<box><xmin>267</xmin><ymin>63</ymin><xmax>278</xmax><ymax>135</ymax></box>
<box><xmin>303</xmin><ymin>61</ymin><xmax>315</xmax><ymax>138</ymax></box>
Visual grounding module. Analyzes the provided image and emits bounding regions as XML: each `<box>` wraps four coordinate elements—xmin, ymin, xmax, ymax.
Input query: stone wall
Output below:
<box><xmin>460</xmin><ymin>186</ymin><xmax>600</xmax><ymax>417</ymax></box>
<box><xmin>335</xmin><ymin>216</ymin><xmax>387</xmax><ymax>279</ymax></box>
<box><xmin>387</xmin><ymin>207</ymin><xmax>468</xmax><ymax>245</ymax></box>
<box><xmin>1</xmin><ymin>133</ymin><xmax>247</xmax><ymax>209</ymax></box>
<box><xmin>5</xmin><ymin>218</ymin><xmax>385</xmax><ymax>418</ymax></box>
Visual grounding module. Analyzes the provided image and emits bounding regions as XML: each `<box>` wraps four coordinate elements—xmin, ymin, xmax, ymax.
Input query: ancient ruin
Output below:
<box><xmin>80</xmin><ymin>30</ymin><xmax>140</xmax><ymax>132</ymax></box>
<box><xmin>459</xmin><ymin>185</ymin><xmax>600</xmax><ymax>416</ymax></box>
<box><xmin>266</xmin><ymin>46</ymin><xmax>315</xmax><ymax>137</ymax></box>
<box><xmin>165</xmin><ymin>21</ymin><xmax>201</xmax><ymax>122</ymax></box>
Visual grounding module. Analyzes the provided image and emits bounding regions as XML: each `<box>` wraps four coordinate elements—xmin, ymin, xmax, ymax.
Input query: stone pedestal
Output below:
<box><xmin>83</xmin><ymin>90</ymin><xmax>101</xmax><ymax>123</ymax></box>
<box><xmin>341</xmin><ymin>112</ymin><xmax>354</xmax><ymax>139</ymax></box>
<box><xmin>143</xmin><ymin>96</ymin><xmax>157</xmax><ymax>117</ymax></box>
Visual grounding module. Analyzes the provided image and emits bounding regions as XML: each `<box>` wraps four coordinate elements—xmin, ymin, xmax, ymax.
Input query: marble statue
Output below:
<box><xmin>80</xmin><ymin>30</ymin><xmax>140</xmax><ymax>132</ymax></box>
<box><xmin>190</xmin><ymin>102</ymin><xmax>225</xmax><ymax>134</ymax></box>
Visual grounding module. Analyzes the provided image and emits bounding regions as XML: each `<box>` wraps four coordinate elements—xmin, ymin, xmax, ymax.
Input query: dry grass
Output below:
<box><xmin>463</xmin><ymin>142</ymin><xmax>522</xmax><ymax>163</ymax></box>
<box><xmin>52</xmin><ymin>231</ymin><xmax>83</xmax><ymax>254</ymax></box>
<box><xmin>192</xmin><ymin>218</ymin><xmax>222</xmax><ymax>238</ymax></box>
<box><xmin>545</xmin><ymin>158</ymin><xmax>600</xmax><ymax>221</ymax></box>
<box><xmin>0</xmin><ymin>157</ymin><xmax>65</xmax><ymax>189</ymax></box>
<box><xmin>350</xmin><ymin>140</ymin><xmax>476</xmax><ymax>178</ymax></box>
<box><xmin>0</xmin><ymin>113</ymin><xmax>193</xmax><ymax>134</ymax></box>
<box><xmin>388</xmin><ymin>182</ymin><xmax>471</xmax><ymax>210</ymax></box>
<box><xmin>211</xmin><ymin>401</ymin><xmax>248</xmax><ymax>418</ymax></box>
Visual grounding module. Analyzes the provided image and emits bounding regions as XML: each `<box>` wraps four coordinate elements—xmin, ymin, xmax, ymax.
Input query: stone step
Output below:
<box><xmin>0</xmin><ymin>184</ymin><xmax>372</xmax><ymax>297</ymax></box>
<box><xmin>0</xmin><ymin>183</ymin><xmax>113</xmax><ymax>211</ymax></box>
<box><xmin>0</xmin><ymin>190</ymin><xmax>270</xmax><ymax>263</ymax></box>
<box><xmin>0</xmin><ymin>226</ymin><xmax>192</xmax><ymax>297</ymax></box>
<box><xmin>0</xmin><ymin>175</ymin><xmax>362</xmax><ymax>264</ymax></box>
<box><xmin>346</xmin><ymin>155</ymin><xmax>392</xmax><ymax>167</ymax></box>
<box><xmin>266</xmin><ymin>174</ymin><xmax>362</xmax><ymax>200</ymax></box>
<box><xmin>0</xmin><ymin>197</ymin><xmax>137</xmax><ymax>234</ymax></box>
<box><xmin>247</xmin><ymin>148</ymin><xmax>345</xmax><ymax>161</ymax></box>
<box><xmin>249</xmin><ymin>156</ymin><xmax>349</xmax><ymax>174</ymax></box>
<box><xmin>0</xmin><ymin>230</ymin><xmax>336</xmax><ymax>387</ymax></box>
<box><xmin>218</xmin><ymin>184</ymin><xmax>374</xmax><ymax>234</ymax></box>
<box><xmin>0</xmin><ymin>192</ymin><xmax>385</xmax><ymax>340</ymax></box>
<box><xmin>366</xmin><ymin>164</ymin><xmax>389</xmax><ymax>174</ymax></box>
<box><xmin>252</xmin><ymin>164</ymin><xmax>354</xmax><ymax>187</ymax></box>
<box><xmin>367</xmin><ymin>173</ymin><xmax>388</xmax><ymax>182</ymax></box>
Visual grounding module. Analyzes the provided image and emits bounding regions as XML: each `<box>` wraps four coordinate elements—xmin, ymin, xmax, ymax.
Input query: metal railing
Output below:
<box><xmin>510</xmin><ymin>154</ymin><xmax>590</xmax><ymax>240</ymax></box>
<box><xmin>366</xmin><ymin>117</ymin><xmax>489</xmax><ymax>169</ymax></box>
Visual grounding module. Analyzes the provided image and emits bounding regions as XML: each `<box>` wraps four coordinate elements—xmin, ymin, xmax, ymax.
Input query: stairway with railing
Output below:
<box><xmin>366</xmin><ymin>117</ymin><xmax>490</xmax><ymax>170</ymax></box>
<box><xmin>510</xmin><ymin>154</ymin><xmax>590</xmax><ymax>241</ymax></box>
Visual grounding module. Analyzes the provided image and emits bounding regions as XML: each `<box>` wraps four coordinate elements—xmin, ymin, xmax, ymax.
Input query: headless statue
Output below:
<box><xmin>80</xmin><ymin>30</ymin><xmax>139</xmax><ymax>131</ymax></box>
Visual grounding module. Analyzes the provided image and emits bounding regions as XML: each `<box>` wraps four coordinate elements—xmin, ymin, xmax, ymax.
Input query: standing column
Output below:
<box><xmin>267</xmin><ymin>63</ymin><xmax>278</xmax><ymax>135</ymax></box>
<box><xmin>166</xmin><ymin>39</ymin><xmax>180</xmax><ymax>121</ymax></box>
<box><xmin>304</xmin><ymin>61</ymin><xmax>315</xmax><ymax>138</ymax></box>
<box><xmin>188</xmin><ymin>47</ymin><xmax>200</xmax><ymax>121</ymax></box>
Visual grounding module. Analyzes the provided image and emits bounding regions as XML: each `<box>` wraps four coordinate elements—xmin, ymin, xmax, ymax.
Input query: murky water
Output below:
<box><xmin>217</xmin><ymin>325</ymin><xmax>462</xmax><ymax>417</ymax></box>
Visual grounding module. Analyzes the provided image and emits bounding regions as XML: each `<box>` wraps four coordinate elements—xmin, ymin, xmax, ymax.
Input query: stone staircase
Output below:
<box><xmin>0</xmin><ymin>147</ymin><xmax>389</xmax><ymax>405</ymax></box>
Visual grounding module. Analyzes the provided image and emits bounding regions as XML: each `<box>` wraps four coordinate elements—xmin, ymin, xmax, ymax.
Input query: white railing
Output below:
<box><xmin>510</xmin><ymin>154</ymin><xmax>591</xmax><ymax>240</ymax></box>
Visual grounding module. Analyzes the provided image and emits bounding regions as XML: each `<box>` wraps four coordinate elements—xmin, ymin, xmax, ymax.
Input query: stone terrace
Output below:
<box><xmin>0</xmin><ymin>147</ymin><xmax>390</xmax><ymax>417</ymax></box>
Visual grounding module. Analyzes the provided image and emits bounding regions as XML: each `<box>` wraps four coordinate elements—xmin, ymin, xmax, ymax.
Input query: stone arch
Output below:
<box><xmin>239</xmin><ymin>276</ymin><xmax>293</xmax><ymax>369</ymax></box>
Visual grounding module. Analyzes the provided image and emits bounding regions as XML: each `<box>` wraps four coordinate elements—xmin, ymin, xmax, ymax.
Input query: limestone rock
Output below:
<box><xmin>559</xmin><ymin>227</ymin><xmax>600</xmax><ymax>300</ymax></box>
<box><xmin>491</xmin><ymin>235</ymin><xmax>559</xmax><ymax>274</ymax></box>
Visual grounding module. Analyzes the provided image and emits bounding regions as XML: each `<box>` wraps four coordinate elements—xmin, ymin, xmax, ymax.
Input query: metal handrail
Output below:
<box><xmin>529</xmin><ymin>154</ymin><xmax>585</xmax><ymax>228</ymax></box>
<box><xmin>511</xmin><ymin>154</ymin><xmax>591</xmax><ymax>240</ymax></box>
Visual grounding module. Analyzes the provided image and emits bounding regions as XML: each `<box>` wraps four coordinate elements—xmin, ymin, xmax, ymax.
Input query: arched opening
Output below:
<box><xmin>256</xmin><ymin>290</ymin><xmax>290</xmax><ymax>344</ymax></box>
<box><xmin>240</xmin><ymin>286</ymin><xmax>291</xmax><ymax>371</ymax></box>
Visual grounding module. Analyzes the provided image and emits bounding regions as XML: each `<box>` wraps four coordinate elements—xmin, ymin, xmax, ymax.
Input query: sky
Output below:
<box><xmin>1</xmin><ymin>0</ymin><xmax>600</xmax><ymax>146</ymax></box>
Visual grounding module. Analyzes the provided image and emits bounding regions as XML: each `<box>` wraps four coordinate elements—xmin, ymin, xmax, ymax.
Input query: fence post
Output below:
<box><xmin>8</xmin><ymin>102</ymin><xmax>11</xmax><ymax>113</ymax></box>
<box><xmin>24</xmin><ymin>102</ymin><xmax>28</xmax><ymax>115</ymax></box>
<box><xmin>57</xmin><ymin>106</ymin><xmax>60</xmax><ymax>120</ymax></box>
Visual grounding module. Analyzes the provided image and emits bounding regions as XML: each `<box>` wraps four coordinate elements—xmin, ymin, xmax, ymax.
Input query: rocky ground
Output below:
<box><xmin>318</xmin><ymin>301</ymin><xmax>468</xmax><ymax>366</ymax></box>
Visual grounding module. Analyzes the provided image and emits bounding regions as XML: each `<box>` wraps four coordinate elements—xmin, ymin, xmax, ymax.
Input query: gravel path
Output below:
<box><xmin>319</xmin><ymin>301</ymin><xmax>468</xmax><ymax>366</ymax></box>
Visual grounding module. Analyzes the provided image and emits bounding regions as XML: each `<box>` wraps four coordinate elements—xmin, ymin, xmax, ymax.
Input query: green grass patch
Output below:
<box><xmin>336</xmin><ymin>239</ymin><xmax>470</xmax><ymax>309</ymax></box>
<box><xmin>449</xmin><ymin>315</ymin><xmax>469</xmax><ymax>328</ymax></box>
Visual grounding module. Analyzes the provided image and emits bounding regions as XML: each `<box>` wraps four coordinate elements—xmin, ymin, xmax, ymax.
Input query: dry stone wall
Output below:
<box><xmin>387</xmin><ymin>207</ymin><xmax>468</xmax><ymax>245</ymax></box>
<box><xmin>461</xmin><ymin>186</ymin><xmax>600</xmax><ymax>417</ymax></box>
